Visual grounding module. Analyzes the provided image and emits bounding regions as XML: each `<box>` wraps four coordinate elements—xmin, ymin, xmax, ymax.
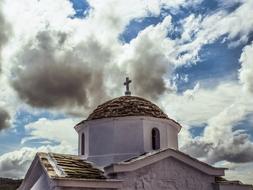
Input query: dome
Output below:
<box><xmin>86</xmin><ymin>96</ymin><xmax>170</xmax><ymax>121</ymax></box>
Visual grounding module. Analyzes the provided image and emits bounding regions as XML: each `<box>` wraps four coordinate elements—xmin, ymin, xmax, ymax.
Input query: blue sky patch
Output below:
<box><xmin>120</xmin><ymin>16</ymin><xmax>165</xmax><ymax>43</ymax></box>
<box><xmin>174</xmin><ymin>38</ymin><xmax>244</xmax><ymax>92</ymax></box>
<box><xmin>233</xmin><ymin>114</ymin><xmax>253</xmax><ymax>141</ymax></box>
<box><xmin>189</xmin><ymin>124</ymin><xmax>206</xmax><ymax>137</ymax></box>
<box><xmin>0</xmin><ymin>110</ymin><xmax>66</xmax><ymax>154</ymax></box>
<box><xmin>70</xmin><ymin>0</ymin><xmax>90</xmax><ymax>18</ymax></box>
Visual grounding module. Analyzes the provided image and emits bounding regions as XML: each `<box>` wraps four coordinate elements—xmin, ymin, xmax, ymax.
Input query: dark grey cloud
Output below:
<box><xmin>11</xmin><ymin>31</ymin><xmax>111</xmax><ymax>113</ymax></box>
<box><xmin>181</xmin><ymin>132</ymin><xmax>253</xmax><ymax>164</ymax></box>
<box><xmin>127</xmin><ymin>33</ymin><xmax>174</xmax><ymax>100</ymax></box>
<box><xmin>130</xmin><ymin>56</ymin><xmax>168</xmax><ymax>100</ymax></box>
<box><xmin>10</xmin><ymin>19</ymin><xmax>175</xmax><ymax>115</ymax></box>
<box><xmin>10</xmin><ymin>28</ymin><xmax>171</xmax><ymax>114</ymax></box>
<box><xmin>208</xmin><ymin>133</ymin><xmax>253</xmax><ymax>163</ymax></box>
<box><xmin>0</xmin><ymin>3</ymin><xmax>11</xmax><ymax>131</ymax></box>
<box><xmin>0</xmin><ymin>107</ymin><xmax>10</xmax><ymax>131</ymax></box>
<box><xmin>0</xmin><ymin>1</ymin><xmax>10</xmax><ymax>72</ymax></box>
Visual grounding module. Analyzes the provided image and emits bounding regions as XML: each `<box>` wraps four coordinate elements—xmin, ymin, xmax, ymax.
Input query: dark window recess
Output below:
<box><xmin>81</xmin><ymin>133</ymin><xmax>85</xmax><ymax>155</ymax></box>
<box><xmin>152</xmin><ymin>128</ymin><xmax>160</xmax><ymax>150</ymax></box>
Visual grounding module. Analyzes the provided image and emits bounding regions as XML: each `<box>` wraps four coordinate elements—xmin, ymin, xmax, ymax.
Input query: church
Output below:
<box><xmin>19</xmin><ymin>78</ymin><xmax>252</xmax><ymax>190</ymax></box>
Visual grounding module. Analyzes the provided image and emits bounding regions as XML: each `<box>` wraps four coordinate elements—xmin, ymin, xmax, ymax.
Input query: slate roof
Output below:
<box><xmin>86</xmin><ymin>96</ymin><xmax>170</xmax><ymax>121</ymax></box>
<box><xmin>37</xmin><ymin>152</ymin><xmax>106</xmax><ymax>179</ymax></box>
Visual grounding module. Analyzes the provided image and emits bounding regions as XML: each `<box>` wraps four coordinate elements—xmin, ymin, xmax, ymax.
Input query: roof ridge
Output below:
<box><xmin>47</xmin><ymin>153</ymin><xmax>67</xmax><ymax>177</ymax></box>
<box><xmin>105</xmin><ymin>148</ymin><xmax>225</xmax><ymax>176</ymax></box>
<box><xmin>107</xmin><ymin>148</ymin><xmax>227</xmax><ymax>171</ymax></box>
<box><xmin>118</xmin><ymin>148</ymin><xmax>225</xmax><ymax>170</ymax></box>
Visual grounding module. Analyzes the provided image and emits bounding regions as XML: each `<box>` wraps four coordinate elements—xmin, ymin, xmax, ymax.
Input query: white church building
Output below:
<box><xmin>19</xmin><ymin>78</ymin><xmax>252</xmax><ymax>190</ymax></box>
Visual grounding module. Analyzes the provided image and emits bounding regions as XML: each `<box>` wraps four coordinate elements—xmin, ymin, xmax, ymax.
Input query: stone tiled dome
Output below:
<box><xmin>86</xmin><ymin>96</ymin><xmax>170</xmax><ymax>121</ymax></box>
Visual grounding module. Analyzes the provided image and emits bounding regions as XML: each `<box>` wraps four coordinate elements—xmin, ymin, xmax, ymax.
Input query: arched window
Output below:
<box><xmin>152</xmin><ymin>128</ymin><xmax>160</xmax><ymax>150</ymax></box>
<box><xmin>81</xmin><ymin>133</ymin><xmax>85</xmax><ymax>155</ymax></box>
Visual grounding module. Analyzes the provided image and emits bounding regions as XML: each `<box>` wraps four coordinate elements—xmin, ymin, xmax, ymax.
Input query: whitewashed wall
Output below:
<box><xmin>31</xmin><ymin>173</ymin><xmax>51</xmax><ymax>190</ymax></box>
<box><xmin>18</xmin><ymin>159</ymin><xmax>50</xmax><ymax>190</ymax></box>
<box><xmin>115</xmin><ymin>157</ymin><xmax>215</xmax><ymax>190</ymax></box>
<box><xmin>76</xmin><ymin>116</ymin><xmax>181</xmax><ymax>167</ymax></box>
<box><xmin>143</xmin><ymin>118</ymin><xmax>179</xmax><ymax>151</ymax></box>
<box><xmin>57</xmin><ymin>187</ymin><xmax>115</xmax><ymax>190</ymax></box>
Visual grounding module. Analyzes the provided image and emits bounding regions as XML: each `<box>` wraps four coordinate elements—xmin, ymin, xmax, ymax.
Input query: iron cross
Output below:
<box><xmin>124</xmin><ymin>77</ymin><xmax>132</xmax><ymax>96</ymax></box>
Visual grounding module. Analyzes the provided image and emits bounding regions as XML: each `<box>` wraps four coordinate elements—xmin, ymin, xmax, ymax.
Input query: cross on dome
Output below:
<box><xmin>124</xmin><ymin>77</ymin><xmax>132</xmax><ymax>96</ymax></box>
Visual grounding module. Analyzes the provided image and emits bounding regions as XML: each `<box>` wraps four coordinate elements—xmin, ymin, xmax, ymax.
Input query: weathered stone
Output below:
<box><xmin>38</xmin><ymin>152</ymin><xmax>106</xmax><ymax>179</ymax></box>
<box><xmin>86</xmin><ymin>96</ymin><xmax>171</xmax><ymax>121</ymax></box>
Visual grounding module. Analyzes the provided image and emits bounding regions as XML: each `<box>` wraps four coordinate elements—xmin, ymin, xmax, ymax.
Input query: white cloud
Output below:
<box><xmin>22</xmin><ymin>118</ymin><xmax>79</xmax><ymax>148</ymax></box>
<box><xmin>1</xmin><ymin>0</ymin><xmax>252</xmax><ymax>115</ymax></box>
<box><xmin>170</xmin><ymin>40</ymin><xmax>253</xmax><ymax>184</ymax></box>
<box><xmin>160</xmin><ymin>0</ymin><xmax>203</xmax><ymax>10</ymax></box>
<box><xmin>174</xmin><ymin>81</ymin><xmax>253</xmax><ymax>181</ymax></box>
<box><xmin>207</xmin><ymin>0</ymin><xmax>253</xmax><ymax>42</ymax></box>
<box><xmin>0</xmin><ymin>144</ymin><xmax>75</xmax><ymax>178</ymax></box>
<box><xmin>216</xmin><ymin>161</ymin><xmax>253</xmax><ymax>185</ymax></box>
<box><xmin>3</xmin><ymin>0</ymin><xmax>74</xmax><ymax>41</ymax></box>
<box><xmin>161</xmin><ymin>82</ymin><xmax>240</xmax><ymax>125</ymax></box>
<box><xmin>180</xmin><ymin>14</ymin><xmax>202</xmax><ymax>43</ymax></box>
<box><xmin>178</xmin><ymin>125</ymin><xmax>194</xmax><ymax>148</ymax></box>
<box><xmin>177</xmin><ymin>0</ymin><xmax>253</xmax><ymax>64</ymax></box>
<box><xmin>239</xmin><ymin>42</ymin><xmax>253</xmax><ymax>94</ymax></box>
<box><xmin>0</xmin><ymin>117</ymin><xmax>79</xmax><ymax>178</ymax></box>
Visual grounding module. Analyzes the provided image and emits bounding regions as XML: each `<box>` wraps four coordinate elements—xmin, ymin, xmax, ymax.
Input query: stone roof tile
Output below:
<box><xmin>37</xmin><ymin>152</ymin><xmax>106</xmax><ymax>180</ymax></box>
<box><xmin>86</xmin><ymin>96</ymin><xmax>170</xmax><ymax>121</ymax></box>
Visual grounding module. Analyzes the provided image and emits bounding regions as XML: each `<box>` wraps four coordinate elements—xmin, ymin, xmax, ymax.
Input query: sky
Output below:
<box><xmin>0</xmin><ymin>0</ymin><xmax>253</xmax><ymax>184</ymax></box>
